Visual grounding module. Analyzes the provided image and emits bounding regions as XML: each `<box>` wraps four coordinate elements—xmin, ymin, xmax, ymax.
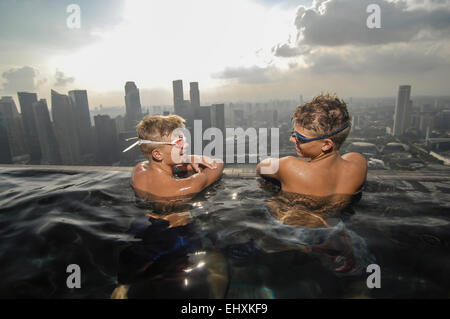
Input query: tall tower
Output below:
<box><xmin>393</xmin><ymin>85</ymin><xmax>412</xmax><ymax>136</ymax></box>
<box><xmin>0</xmin><ymin>96</ymin><xmax>27</xmax><ymax>159</ymax></box>
<box><xmin>173</xmin><ymin>80</ymin><xmax>184</xmax><ymax>111</ymax></box>
<box><xmin>124</xmin><ymin>82</ymin><xmax>142</xmax><ymax>131</ymax></box>
<box><xmin>51</xmin><ymin>89</ymin><xmax>81</xmax><ymax>164</ymax></box>
<box><xmin>94</xmin><ymin>114</ymin><xmax>119</xmax><ymax>165</ymax></box>
<box><xmin>172</xmin><ymin>79</ymin><xmax>194</xmax><ymax>129</ymax></box>
<box><xmin>18</xmin><ymin>92</ymin><xmax>41</xmax><ymax>163</ymax></box>
<box><xmin>69</xmin><ymin>90</ymin><xmax>93</xmax><ymax>154</ymax></box>
<box><xmin>0</xmin><ymin>111</ymin><xmax>12</xmax><ymax>164</ymax></box>
<box><xmin>190</xmin><ymin>82</ymin><xmax>200</xmax><ymax>109</ymax></box>
<box><xmin>32</xmin><ymin>99</ymin><xmax>61</xmax><ymax>164</ymax></box>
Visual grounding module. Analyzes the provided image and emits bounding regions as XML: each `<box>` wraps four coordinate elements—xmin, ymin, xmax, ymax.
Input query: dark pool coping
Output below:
<box><xmin>0</xmin><ymin>164</ymin><xmax>449</xmax><ymax>181</ymax></box>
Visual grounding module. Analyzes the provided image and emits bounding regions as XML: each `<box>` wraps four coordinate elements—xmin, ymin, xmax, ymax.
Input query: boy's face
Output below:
<box><xmin>156</xmin><ymin>129</ymin><xmax>188</xmax><ymax>165</ymax></box>
<box><xmin>290</xmin><ymin>123</ymin><xmax>326</xmax><ymax>158</ymax></box>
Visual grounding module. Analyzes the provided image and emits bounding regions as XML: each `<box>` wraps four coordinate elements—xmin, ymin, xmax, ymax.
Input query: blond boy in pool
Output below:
<box><xmin>257</xmin><ymin>93</ymin><xmax>367</xmax><ymax>198</ymax></box>
<box><xmin>125</xmin><ymin>114</ymin><xmax>224</xmax><ymax>201</ymax></box>
<box><xmin>114</xmin><ymin>114</ymin><xmax>226</xmax><ymax>299</ymax></box>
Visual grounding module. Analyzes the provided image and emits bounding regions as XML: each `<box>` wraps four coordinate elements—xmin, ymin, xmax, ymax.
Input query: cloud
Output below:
<box><xmin>398</xmin><ymin>0</ymin><xmax>450</xmax><ymax>11</ymax></box>
<box><xmin>202</xmin><ymin>0</ymin><xmax>450</xmax><ymax>98</ymax></box>
<box><xmin>252</xmin><ymin>0</ymin><xmax>313</xmax><ymax>8</ymax></box>
<box><xmin>211</xmin><ymin>65</ymin><xmax>280</xmax><ymax>84</ymax></box>
<box><xmin>303</xmin><ymin>44</ymin><xmax>450</xmax><ymax>75</ymax></box>
<box><xmin>286</xmin><ymin>0</ymin><xmax>450</xmax><ymax>48</ymax></box>
<box><xmin>0</xmin><ymin>0</ymin><xmax>124</xmax><ymax>54</ymax></box>
<box><xmin>1</xmin><ymin>66</ymin><xmax>37</xmax><ymax>94</ymax></box>
<box><xmin>273</xmin><ymin>43</ymin><xmax>311</xmax><ymax>57</ymax></box>
<box><xmin>209</xmin><ymin>37</ymin><xmax>450</xmax><ymax>98</ymax></box>
<box><xmin>54</xmin><ymin>70</ymin><xmax>75</xmax><ymax>87</ymax></box>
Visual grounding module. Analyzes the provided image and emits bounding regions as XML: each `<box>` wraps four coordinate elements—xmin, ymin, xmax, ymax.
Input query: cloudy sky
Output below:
<box><xmin>1</xmin><ymin>0</ymin><xmax>449</xmax><ymax>108</ymax></box>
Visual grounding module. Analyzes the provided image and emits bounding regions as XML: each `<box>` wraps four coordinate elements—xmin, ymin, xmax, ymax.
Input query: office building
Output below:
<box><xmin>51</xmin><ymin>89</ymin><xmax>81</xmax><ymax>164</ymax></box>
<box><xmin>190</xmin><ymin>82</ymin><xmax>200</xmax><ymax>109</ymax></box>
<box><xmin>172</xmin><ymin>80</ymin><xmax>193</xmax><ymax>129</ymax></box>
<box><xmin>0</xmin><ymin>111</ymin><xmax>12</xmax><ymax>164</ymax></box>
<box><xmin>94</xmin><ymin>115</ymin><xmax>120</xmax><ymax>165</ymax></box>
<box><xmin>68</xmin><ymin>90</ymin><xmax>94</xmax><ymax>155</ymax></box>
<box><xmin>393</xmin><ymin>85</ymin><xmax>412</xmax><ymax>136</ymax></box>
<box><xmin>211</xmin><ymin>104</ymin><xmax>225</xmax><ymax>133</ymax></box>
<box><xmin>0</xmin><ymin>96</ymin><xmax>28</xmax><ymax>160</ymax></box>
<box><xmin>173</xmin><ymin>80</ymin><xmax>184</xmax><ymax>109</ymax></box>
<box><xmin>124</xmin><ymin>82</ymin><xmax>142</xmax><ymax>131</ymax></box>
<box><xmin>18</xmin><ymin>92</ymin><xmax>42</xmax><ymax>163</ymax></box>
<box><xmin>32</xmin><ymin>99</ymin><xmax>61</xmax><ymax>164</ymax></box>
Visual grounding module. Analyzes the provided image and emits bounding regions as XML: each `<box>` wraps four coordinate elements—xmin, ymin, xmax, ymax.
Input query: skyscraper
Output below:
<box><xmin>211</xmin><ymin>104</ymin><xmax>225</xmax><ymax>133</ymax></box>
<box><xmin>393</xmin><ymin>85</ymin><xmax>412</xmax><ymax>136</ymax></box>
<box><xmin>124</xmin><ymin>82</ymin><xmax>142</xmax><ymax>131</ymax></box>
<box><xmin>210</xmin><ymin>103</ymin><xmax>225</xmax><ymax>158</ymax></box>
<box><xmin>173</xmin><ymin>80</ymin><xmax>184</xmax><ymax>110</ymax></box>
<box><xmin>190</xmin><ymin>82</ymin><xmax>200</xmax><ymax>109</ymax></box>
<box><xmin>51</xmin><ymin>89</ymin><xmax>81</xmax><ymax>164</ymax></box>
<box><xmin>0</xmin><ymin>96</ymin><xmax>28</xmax><ymax>160</ymax></box>
<box><xmin>0</xmin><ymin>111</ymin><xmax>12</xmax><ymax>164</ymax></box>
<box><xmin>172</xmin><ymin>80</ymin><xmax>190</xmax><ymax>123</ymax></box>
<box><xmin>419</xmin><ymin>105</ymin><xmax>434</xmax><ymax>136</ymax></box>
<box><xmin>68</xmin><ymin>90</ymin><xmax>94</xmax><ymax>155</ymax></box>
<box><xmin>32</xmin><ymin>99</ymin><xmax>61</xmax><ymax>164</ymax></box>
<box><xmin>94</xmin><ymin>114</ymin><xmax>119</xmax><ymax>165</ymax></box>
<box><xmin>18</xmin><ymin>92</ymin><xmax>42</xmax><ymax>163</ymax></box>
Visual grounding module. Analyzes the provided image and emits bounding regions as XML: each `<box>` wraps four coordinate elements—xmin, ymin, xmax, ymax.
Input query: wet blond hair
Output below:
<box><xmin>293</xmin><ymin>93</ymin><xmax>351</xmax><ymax>150</ymax></box>
<box><xmin>136</xmin><ymin>114</ymin><xmax>185</xmax><ymax>157</ymax></box>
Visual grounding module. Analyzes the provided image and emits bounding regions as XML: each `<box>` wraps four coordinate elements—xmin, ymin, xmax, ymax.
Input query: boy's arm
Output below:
<box><xmin>172</xmin><ymin>158</ymin><xmax>224</xmax><ymax>196</ymax></box>
<box><xmin>176</xmin><ymin>155</ymin><xmax>217</xmax><ymax>172</ymax></box>
<box><xmin>257</xmin><ymin>156</ymin><xmax>291</xmax><ymax>181</ymax></box>
<box><xmin>133</xmin><ymin>169</ymin><xmax>209</xmax><ymax>198</ymax></box>
<box><xmin>176</xmin><ymin>155</ymin><xmax>224</xmax><ymax>184</ymax></box>
<box><xmin>201</xmin><ymin>158</ymin><xmax>224</xmax><ymax>187</ymax></box>
<box><xmin>172</xmin><ymin>172</ymin><xmax>210</xmax><ymax>196</ymax></box>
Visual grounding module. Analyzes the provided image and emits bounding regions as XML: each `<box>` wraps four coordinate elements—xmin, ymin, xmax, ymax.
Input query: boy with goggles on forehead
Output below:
<box><xmin>257</xmin><ymin>93</ymin><xmax>367</xmax><ymax>197</ymax></box>
<box><xmin>126</xmin><ymin>114</ymin><xmax>223</xmax><ymax>200</ymax></box>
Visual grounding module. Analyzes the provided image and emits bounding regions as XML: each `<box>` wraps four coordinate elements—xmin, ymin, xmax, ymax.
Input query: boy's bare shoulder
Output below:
<box><xmin>341</xmin><ymin>152</ymin><xmax>368</xmax><ymax>186</ymax></box>
<box><xmin>341</xmin><ymin>152</ymin><xmax>368</xmax><ymax>170</ymax></box>
<box><xmin>276</xmin><ymin>156</ymin><xmax>308</xmax><ymax>182</ymax></box>
<box><xmin>132</xmin><ymin>161</ymin><xmax>149</xmax><ymax>180</ymax></box>
<box><xmin>258</xmin><ymin>156</ymin><xmax>303</xmax><ymax>177</ymax></box>
<box><xmin>131</xmin><ymin>162</ymin><xmax>168</xmax><ymax>191</ymax></box>
<box><xmin>279</xmin><ymin>156</ymin><xmax>307</xmax><ymax>170</ymax></box>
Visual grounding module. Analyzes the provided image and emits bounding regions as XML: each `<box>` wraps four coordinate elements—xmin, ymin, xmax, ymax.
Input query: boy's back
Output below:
<box><xmin>257</xmin><ymin>93</ymin><xmax>367</xmax><ymax>198</ymax></box>
<box><xmin>274</xmin><ymin>152</ymin><xmax>367</xmax><ymax>196</ymax></box>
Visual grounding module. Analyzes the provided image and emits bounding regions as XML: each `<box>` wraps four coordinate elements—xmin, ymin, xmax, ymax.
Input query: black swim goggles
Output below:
<box><xmin>291</xmin><ymin>122</ymin><xmax>350</xmax><ymax>144</ymax></box>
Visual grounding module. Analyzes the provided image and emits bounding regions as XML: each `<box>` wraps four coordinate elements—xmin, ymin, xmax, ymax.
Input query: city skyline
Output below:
<box><xmin>1</xmin><ymin>78</ymin><xmax>449</xmax><ymax>168</ymax></box>
<box><xmin>1</xmin><ymin>0</ymin><xmax>449</xmax><ymax>108</ymax></box>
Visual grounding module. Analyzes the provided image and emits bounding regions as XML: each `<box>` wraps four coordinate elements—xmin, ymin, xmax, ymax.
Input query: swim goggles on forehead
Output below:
<box><xmin>122</xmin><ymin>136</ymin><xmax>185</xmax><ymax>153</ymax></box>
<box><xmin>292</xmin><ymin>122</ymin><xmax>350</xmax><ymax>144</ymax></box>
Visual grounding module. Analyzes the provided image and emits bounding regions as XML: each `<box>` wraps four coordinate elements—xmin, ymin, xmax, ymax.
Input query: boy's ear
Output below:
<box><xmin>321</xmin><ymin>139</ymin><xmax>334</xmax><ymax>152</ymax></box>
<box><xmin>151</xmin><ymin>148</ymin><xmax>163</xmax><ymax>161</ymax></box>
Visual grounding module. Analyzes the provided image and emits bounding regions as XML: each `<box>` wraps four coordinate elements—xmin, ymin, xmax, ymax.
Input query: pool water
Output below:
<box><xmin>0</xmin><ymin>168</ymin><xmax>449</xmax><ymax>298</ymax></box>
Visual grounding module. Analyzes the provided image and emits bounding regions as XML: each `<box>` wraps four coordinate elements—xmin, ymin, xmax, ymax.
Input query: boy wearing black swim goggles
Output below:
<box><xmin>257</xmin><ymin>93</ymin><xmax>367</xmax><ymax>198</ymax></box>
